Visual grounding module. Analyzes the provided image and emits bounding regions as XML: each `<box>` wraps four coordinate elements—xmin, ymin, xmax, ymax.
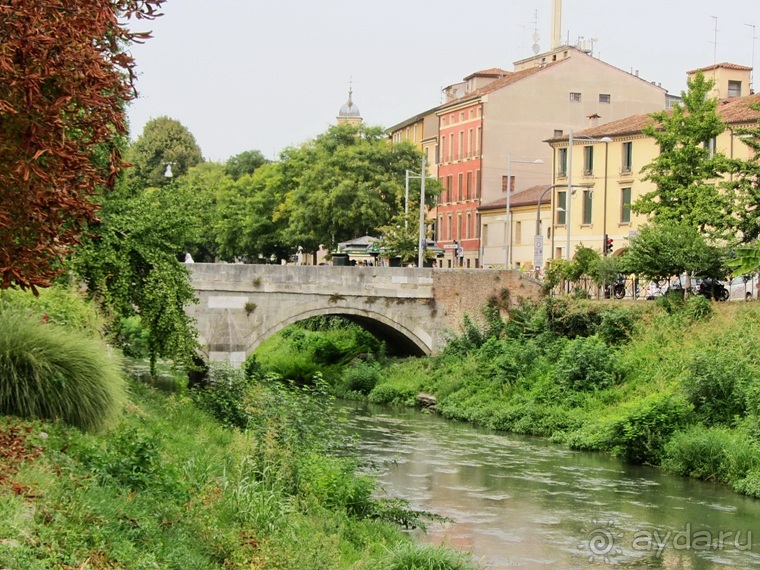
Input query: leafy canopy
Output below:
<box><xmin>633</xmin><ymin>72</ymin><xmax>729</xmax><ymax>234</ymax></box>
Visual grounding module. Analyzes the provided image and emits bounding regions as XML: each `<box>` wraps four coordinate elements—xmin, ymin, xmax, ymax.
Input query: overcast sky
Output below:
<box><xmin>125</xmin><ymin>0</ymin><xmax>758</xmax><ymax>163</ymax></box>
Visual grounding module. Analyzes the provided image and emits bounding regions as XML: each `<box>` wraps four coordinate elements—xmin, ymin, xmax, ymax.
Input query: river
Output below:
<box><xmin>344</xmin><ymin>401</ymin><xmax>760</xmax><ymax>569</ymax></box>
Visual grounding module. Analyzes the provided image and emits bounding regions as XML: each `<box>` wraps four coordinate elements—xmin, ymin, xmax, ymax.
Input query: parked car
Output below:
<box><xmin>644</xmin><ymin>280</ymin><xmax>669</xmax><ymax>300</ymax></box>
<box><xmin>728</xmin><ymin>275</ymin><xmax>758</xmax><ymax>301</ymax></box>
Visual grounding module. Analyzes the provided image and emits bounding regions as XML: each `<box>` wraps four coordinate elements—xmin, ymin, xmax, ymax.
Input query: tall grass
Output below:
<box><xmin>0</xmin><ymin>310</ymin><xmax>125</xmax><ymax>432</ymax></box>
<box><xmin>377</xmin><ymin>542</ymin><xmax>482</xmax><ymax>570</ymax></box>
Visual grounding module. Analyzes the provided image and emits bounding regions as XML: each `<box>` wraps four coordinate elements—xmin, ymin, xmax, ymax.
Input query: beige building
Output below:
<box><xmin>544</xmin><ymin>81</ymin><xmax>760</xmax><ymax>264</ymax></box>
<box><xmin>434</xmin><ymin>46</ymin><xmax>671</xmax><ymax>267</ymax></box>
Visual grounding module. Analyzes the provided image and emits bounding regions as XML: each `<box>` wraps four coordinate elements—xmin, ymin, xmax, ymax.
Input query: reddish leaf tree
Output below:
<box><xmin>0</xmin><ymin>0</ymin><xmax>164</xmax><ymax>292</ymax></box>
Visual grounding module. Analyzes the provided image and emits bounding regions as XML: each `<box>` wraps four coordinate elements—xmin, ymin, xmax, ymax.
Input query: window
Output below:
<box><xmin>466</xmin><ymin>211</ymin><xmax>472</xmax><ymax>239</ymax></box>
<box><xmin>599</xmin><ymin>93</ymin><xmax>611</xmax><ymax>104</ymax></box>
<box><xmin>622</xmin><ymin>142</ymin><xmax>633</xmax><ymax>173</ymax></box>
<box><xmin>476</xmin><ymin>126</ymin><xmax>482</xmax><ymax>155</ymax></box>
<box><xmin>449</xmin><ymin>134</ymin><xmax>454</xmax><ymax>160</ymax></box>
<box><xmin>447</xmin><ymin>214</ymin><xmax>452</xmax><ymax>240</ymax></box>
<box><xmin>434</xmin><ymin>144</ymin><xmax>439</xmax><ymax>165</ymax></box>
<box><xmin>557</xmin><ymin>191</ymin><xmax>566</xmax><ymax>225</ymax></box>
<box><xmin>570</xmin><ymin>92</ymin><xmax>581</xmax><ymax>102</ymax></box>
<box><xmin>621</xmin><ymin>187</ymin><xmax>632</xmax><ymax>223</ymax></box>
<box><xmin>476</xmin><ymin>213</ymin><xmax>481</xmax><ymax>238</ymax></box>
<box><xmin>468</xmin><ymin>129</ymin><xmax>473</xmax><ymax>157</ymax></box>
<box><xmin>502</xmin><ymin>175</ymin><xmax>515</xmax><ymax>193</ymax></box>
<box><xmin>457</xmin><ymin>214</ymin><xmax>462</xmax><ymax>240</ymax></box>
<box><xmin>514</xmin><ymin>221</ymin><xmax>522</xmax><ymax>245</ymax></box>
<box><xmin>458</xmin><ymin>131</ymin><xmax>464</xmax><ymax>159</ymax></box>
<box><xmin>583</xmin><ymin>146</ymin><xmax>594</xmax><ymax>176</ymax></box>
<box><xmin>476</xmin><ymin>170</ymin><xmax>482</xmax><ymax>198</ymax></box>
<box><xmin>440</xmin><ymin>136</ymin><xmax>446</xmax><ymax>163</ymax></box>
<box><xmin>458</xmin><ymin>173</ymin><xmax>464</xmax><ymax>201</ymax></box>
<box><xmin>558</xmin><ymin>147</ymin><xmax>568</xmax><ymax>177</ymax></box>
<box><xmin>728</xmin><ymin>80</ymin><xmax>742</xmax><ymax>98</ymax></box>
<box><xmin>437</xmin><ymin>215</ymin><xmax>443</xmax><ymax>240</ymax></box>
<box><xmin>554</xmin><ymin>129</ymin><xmax>563</xmax><ymax>137</ymax></box>
<box><xmin>582</xmin><ymin>190</ymin><xmax>593</xmax><ymax>224</ymax></box>
<box><xmin>466</xmin><ymin>171</ymin><xmax>472</xmax><ymax>200</ymax></box>
<box><xmin>446</xmin><ymin>175</ymin><xmax>453</xmax><ymax>202</ymax></box>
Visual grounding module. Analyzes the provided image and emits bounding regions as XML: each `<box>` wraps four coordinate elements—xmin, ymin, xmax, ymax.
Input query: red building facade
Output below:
<box><xmin>435</xmin><ymin>101</ymin><xmax>484</xmax><ymax>268</ymax></box>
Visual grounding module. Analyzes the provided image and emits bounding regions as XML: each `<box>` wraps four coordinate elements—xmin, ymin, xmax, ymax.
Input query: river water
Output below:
<box><xmin>343</xmin><ymin>402</ymin><xmax>760</xmax><ymax>569</ymax></box>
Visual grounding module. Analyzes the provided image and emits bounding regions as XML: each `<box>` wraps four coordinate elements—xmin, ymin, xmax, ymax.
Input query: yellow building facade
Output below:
<box><xmin>545</xmin><ymin>89</ymin><xmax>760</xmax><ymax>264</ymax></box>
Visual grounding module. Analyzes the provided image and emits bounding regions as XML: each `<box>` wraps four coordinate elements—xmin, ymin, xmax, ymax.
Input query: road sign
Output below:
<box><xmin>533</xmin><ymin>234</ymin><xmax>544</xmax><ymax>268</ymax></box>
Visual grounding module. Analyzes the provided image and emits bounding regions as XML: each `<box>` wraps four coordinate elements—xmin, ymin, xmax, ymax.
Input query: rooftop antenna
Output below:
<box><xmin>747</xmin><ymin>23</ymin><xmax>757</xmax><ymax>94</ymax></box>
<box><xmin>532</xmin><ymin>9</ymin><xmax>541</xmax><ymax>54</ymax></box>
<box><xmin>710</xmin><ymin>16</ymin><xmax>718</xmax><ymax>68</ymax></box>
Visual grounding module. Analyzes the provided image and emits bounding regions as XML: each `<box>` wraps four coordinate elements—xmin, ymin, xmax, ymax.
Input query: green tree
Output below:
<box><xmin>633</xmin><ymin>72</ymin><xmax>729</xmax><ymax>234</ymax></box>
<box><xmin>622</xmin><ymin>221</ymin><xmax>725</xmax><ymax>282</ymax></box>
<box><xmin>125</xmin><ymin>117</ymin><xmax>204</xmax><ymax>188</ymax></box>
<box><xmin>225</xmin><ymin>149</ymin><xmax>269</xmax><ymax>181</ymax></box>
<box><xmin>172</xmin><ymin>162</ymin><xmax>229</xmax><ymax>262</ymax></box>
<box><xmin>215</xmin><ymin>163</ymin><xmax>291</xmax><ymax>262</ymax></box>
<box><xmin>279</xmin><ymin>124</ymin><xmax>441</xmax><ymax>251</ymax></box>
<box><xmin>73</xmin><ymin>181</ymin><xmax>200</xmax><ymax>376</ymax></box>
<box><xmin>378</xmin><ymin>207</ymin><xmax>433</xmax><ymax>265</ymax></box>
<box><xmin>723</xmin><ymin>103</ymin><xmax>760</xmax><ymax>244</ymax></box>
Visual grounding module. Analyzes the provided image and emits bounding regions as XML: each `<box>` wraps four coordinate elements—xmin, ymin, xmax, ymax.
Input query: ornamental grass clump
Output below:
<box><xmin>0</xmin><ymin>310</ymin><xmax>126</xmax><ymax>432</ymax></box>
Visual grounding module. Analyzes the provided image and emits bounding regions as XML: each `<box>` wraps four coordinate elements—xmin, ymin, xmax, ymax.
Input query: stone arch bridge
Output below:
<box><xmin>188</xmin><ymin>264</ymin><xmax>544</xmax><ymax>366</ymax></box>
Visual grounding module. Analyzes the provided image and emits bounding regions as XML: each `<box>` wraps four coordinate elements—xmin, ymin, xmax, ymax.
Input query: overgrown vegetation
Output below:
<box><xmin>362</xmin><ymin>298</ymin><xmax>760</xmax><ymax>498</ymax></box>
<box><xmin>0</xmin><ymin>288</ymin><xmax>477</xmax><ymax>569</ymax></box>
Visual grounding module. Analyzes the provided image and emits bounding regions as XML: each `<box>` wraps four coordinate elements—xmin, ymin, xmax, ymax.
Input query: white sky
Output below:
<box><xmin>125</xmin><ymin>0</ymin><xmax>758</xmax><ymax>163</ymax></box>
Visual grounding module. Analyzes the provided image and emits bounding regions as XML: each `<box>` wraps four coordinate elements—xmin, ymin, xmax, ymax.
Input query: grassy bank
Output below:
<box><xmin>0</xmin><ymin>287</ymin><xmax>480</xmax><ymax>570</ymax></box>
<box><xmin>363</xmin><ymin>296</ymin><xmax>760</xmax><ymax>498</ymax></box>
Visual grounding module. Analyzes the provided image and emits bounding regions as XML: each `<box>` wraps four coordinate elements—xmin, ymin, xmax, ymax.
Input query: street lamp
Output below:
<box><xmin>404</xmin><ymin>155</ymin><xmax>432</xmax><ymax>268</ymax></box>
<box><xmin>505</xmin><ymin>153</ymin><xmax>543</xmax><ymax>268</ymax></box>
<box><xmin>534</xmin><ymin>182</ymin><xmax>593</xmax><ymax>270</ymax></box>
<box><xmin>564</xmin><ymin>131</ymin><xmax>611</xmax><ymax>261</ymax></box>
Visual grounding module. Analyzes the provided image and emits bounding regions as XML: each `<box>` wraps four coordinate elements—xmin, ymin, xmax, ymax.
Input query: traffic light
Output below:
<box><xmin>605</xmin><ymin>235</ymin><xmax>614</xmax><ymax>254</ymax></box>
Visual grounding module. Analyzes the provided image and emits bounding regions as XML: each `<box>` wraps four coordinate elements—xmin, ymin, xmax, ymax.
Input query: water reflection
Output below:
<box><xmin>345</xmin><ymin>402</ymin><xmax>760</xmax><ymax>569</ymax></box>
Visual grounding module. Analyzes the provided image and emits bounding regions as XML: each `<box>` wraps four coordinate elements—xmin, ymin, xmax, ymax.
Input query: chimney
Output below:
<box><xmin>551</xmin><ymin>0</ymin><xmax>562</xmax><ymax>49</ymax></box>
<box><xmin>588</xmin><ymin>113</ymin><xmax>601</xmax><ymax>128</ymax></box>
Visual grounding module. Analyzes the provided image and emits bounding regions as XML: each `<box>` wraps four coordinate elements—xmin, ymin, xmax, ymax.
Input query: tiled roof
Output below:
<box><xmin>463</xmin><ymin>68</ymin><xmax>511</xmax><ymax>80</ymax></box>
<box><xmin>438</xmin><ymin>60</ymin><xmax>567</xmax><ymax>111</ymax></box>
<box><xmin>479</xmin><ymin>185</ymin><xmax>553</xmax><ymax>212</ymax></box>
<box><xmin>716</xmin><ymin>92</ymin><xmax>760</xmax><ymax>124</ymax></box>
<box><xmin>546</xmin><ymin>92</ymin><xmax>760</xmax><ymax>142</ymax></box>
<box><xmin>687</xmin><ymin>62</ymin><xmax>753</xmax><ymax>74</ymax></box>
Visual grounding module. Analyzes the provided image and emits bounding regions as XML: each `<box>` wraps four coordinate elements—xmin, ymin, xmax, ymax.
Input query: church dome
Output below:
<box><xmin>339</xmin><ymin>99</ymin><xmax>361</xmax><ymax>117</ymax></box>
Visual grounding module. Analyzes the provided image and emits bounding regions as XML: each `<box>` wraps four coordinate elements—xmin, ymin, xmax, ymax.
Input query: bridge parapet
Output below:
<box><xmin>187</xmin><ymin>264</ymin><xmax>543</xmax><ymax>366</ymax></box>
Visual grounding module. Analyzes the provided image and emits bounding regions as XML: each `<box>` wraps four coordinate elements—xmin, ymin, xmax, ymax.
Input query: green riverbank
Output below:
<box><xmin>256</xmin><ymin>296</ymin><xmax>760</xmax><ymax>500</ymax></box>
<box><xmin>0</xmin><ymin>287</ymin><xmax>479</xmax><ymax>570</ymax></box>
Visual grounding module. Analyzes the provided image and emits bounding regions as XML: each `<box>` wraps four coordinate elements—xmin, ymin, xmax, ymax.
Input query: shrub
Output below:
<box><xmin>342</xmin><ymin>361</ymin><xmax>380</xmax><ymax>395</ymax></box>
<box><xmin>0</xmin><ymin>284</ymin><xmax>102</xmax><ymax>334</ymax></box>
<box><xmin>0</xmin><ymin>310</ymin><xmax>126</xmax><ymax>432</ymax></box>
<box><xmin>683</xmin><ymin>294</ymin><xmax>713</xmax><ymax>321</ymax></box>
<box><xmin>190</xmin><ymin>363</ymin><xmax>256</xmax><ymax>430</ymax></box>
<box><xmin>368</xmin><ymin>384</ymin><xmax>417</xmax><ymax>406</ymax></box>
<box><xmin>681</xmin><ymin>348</ymin><xmax>747</xmax><ymax>426</ymax></box>
<box><xmin>553</xmin><ymin>336</ymin><xmax>618</xmax><ymax>392</ymax></box>
<box><xmin>597</xmin><ymin>307</ymin><xmax>637</xmax><ymax>345</ymax></box>
<box><xmin>113</xmin><ymin>315</ymin><xmax>150</xmax><ymax>358</ymax></box>
<box><xmin>663</xmin><ymin>425</ymin><xmax>760</xmax><ymax>484</ymax></box>
<box><xmin>544</xmin><ymin>297</ymin><xmax>603</xmax><ymax>339</ymax></box>
<box><xmin>607</xmin><ymin>392</ymin><xmax>692</xmax><ymax>465</ymax></box>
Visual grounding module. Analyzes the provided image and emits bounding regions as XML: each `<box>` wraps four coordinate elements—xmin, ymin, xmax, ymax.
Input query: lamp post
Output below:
<box><xmin>404</xmin><ymin>155</ymin><xmax>431</xmax><ymax>268</ymax></box>
<box><xmin>505</xmin><ymin>153</ymin><xmax>543</xmax><ymax>268</ymax></box>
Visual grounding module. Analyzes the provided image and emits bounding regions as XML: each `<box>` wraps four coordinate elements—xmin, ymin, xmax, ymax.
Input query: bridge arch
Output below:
<box><xmin>250</xmin><ymin>307</ymin><xmax>430</xmax><ymax>358</ymax></box>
